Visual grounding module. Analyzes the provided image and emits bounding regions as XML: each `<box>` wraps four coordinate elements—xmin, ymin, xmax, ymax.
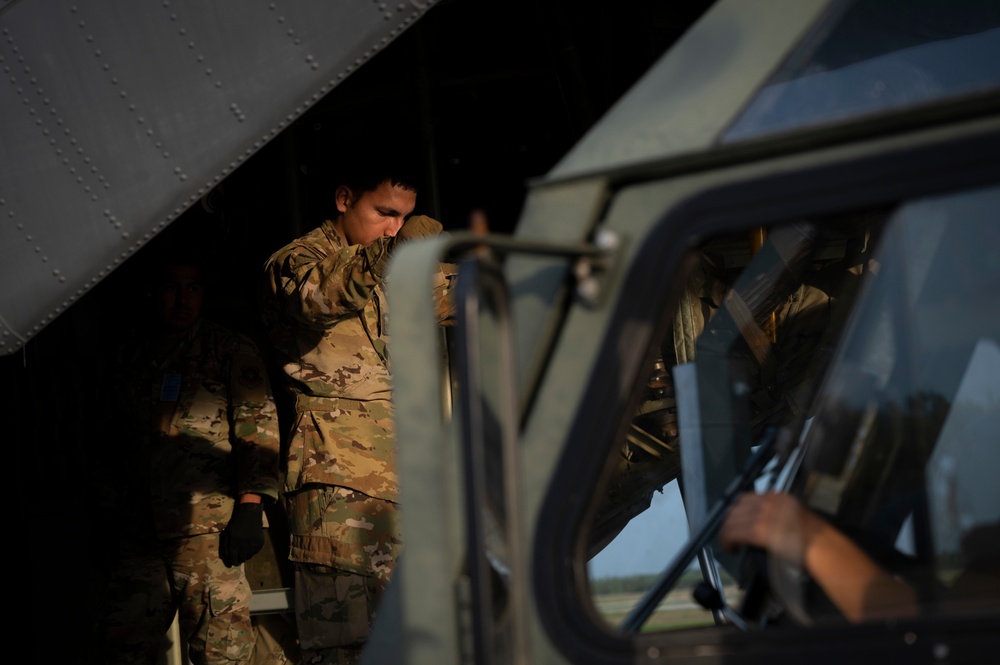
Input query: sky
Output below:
<box><xmin>587</xmin><ymin>479</ymin><xmax>691</xmax><ymax>580</ymax></box>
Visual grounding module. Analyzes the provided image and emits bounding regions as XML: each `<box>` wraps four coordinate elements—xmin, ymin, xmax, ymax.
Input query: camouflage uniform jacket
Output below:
<box><xmin>108</xmin><ymin>320</ymin><xmax>281</xmax><ymax>540</ymax></box>
<box><xmin>261</xmin><ymin>218</ymin><xmax>453</xmax><ymax>503</ymax></box>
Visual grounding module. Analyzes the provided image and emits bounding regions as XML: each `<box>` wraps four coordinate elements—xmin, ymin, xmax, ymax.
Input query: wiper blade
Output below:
<box><xmin>620</xmin><ymin>426</ymin><xmax>781</xmax><ymax>633</ymax></box>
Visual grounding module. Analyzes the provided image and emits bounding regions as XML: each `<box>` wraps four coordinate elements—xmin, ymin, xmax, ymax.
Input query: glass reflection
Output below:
<box><xmin>724</xmin><ymin>0</ymin><xmax>1000</xmax><ymax>142</ymax></box>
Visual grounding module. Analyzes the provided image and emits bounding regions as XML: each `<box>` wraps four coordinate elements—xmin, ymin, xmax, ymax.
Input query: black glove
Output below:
<box><xmin>219</xmin><ymin>502</ymin><xmax>264</xmax><ymax>567</ymax></box>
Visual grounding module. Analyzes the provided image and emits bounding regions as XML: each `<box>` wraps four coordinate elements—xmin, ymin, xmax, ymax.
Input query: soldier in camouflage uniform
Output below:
<box><xmin>98</xmin><ymin>255</ymin><xmax>281</xmax><ymax>665</ymax></box>
<box><xmin>260</xmin><ymin>158</ymin><xmax>453</xmax><ymax>664</ymax></box>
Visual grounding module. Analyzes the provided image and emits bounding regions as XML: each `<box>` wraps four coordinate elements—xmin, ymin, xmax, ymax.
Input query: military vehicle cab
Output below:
<box><xmin>381</xmin><ymin>0</ymin><xmax>1000</xmax><ymax>663</ymax></box>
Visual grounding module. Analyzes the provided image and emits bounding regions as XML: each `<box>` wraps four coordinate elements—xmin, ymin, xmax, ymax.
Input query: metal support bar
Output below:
<box><xmin>620</xmin><ymin>427</ymin><xmax>778</xmax><ymax>633</ymax></box>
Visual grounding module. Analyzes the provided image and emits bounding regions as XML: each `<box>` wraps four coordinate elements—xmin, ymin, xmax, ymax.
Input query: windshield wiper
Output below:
<box><xmin>620</xmin><ymin>426</ymin><xmax>781</xmax><ymax>633</ymax></box>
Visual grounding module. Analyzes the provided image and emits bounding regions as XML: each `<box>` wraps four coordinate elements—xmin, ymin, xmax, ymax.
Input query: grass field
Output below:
<box><xmin>593</xmin><ymin>585</ymin><xmax>742</xmax><ymax>632</ymax></box>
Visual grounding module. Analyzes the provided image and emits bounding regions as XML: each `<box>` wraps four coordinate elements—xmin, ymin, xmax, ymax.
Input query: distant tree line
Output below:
<box><xmin>590</xmin><ymin>568</ymin><xmax>735</xmax><ymax>596</ymax></box>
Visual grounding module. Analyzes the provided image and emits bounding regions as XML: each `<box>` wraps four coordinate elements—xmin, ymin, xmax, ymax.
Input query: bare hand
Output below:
<box><xmin>719</xmin><ymin>492</ymin><xmax>820</xmax><ymax>566</ymax></box>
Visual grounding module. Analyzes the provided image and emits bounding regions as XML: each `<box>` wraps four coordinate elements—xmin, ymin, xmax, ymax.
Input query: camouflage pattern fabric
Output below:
<box><xmin>261</xmin><ymin>220</ymin><xmax>396</xmax><ymax>405</ymax></box>
<box><xmin>248</xmin><ymin>615</ymin><xmax>301</xmax><ymax>665</ymax></box>
<box><xmin>97</xmin><ymin>320</ymin><xmax>281</xmax><ymax>664</ymax></box>
<box><xmin>103</xmin><ymin>320</ymin><xmax>281</xmax><ymax>538</ymax></box>
<box><xmin>294</xmin><ymin>565</ymin><xmax>390</xmax><ymax>664</ymax></box>
<box><xmin>284</xmin><ymin>485</ymin><xmax>400</xmax><ymax>663</ymax></box>
<box><xmin>285</xmin><ymin>485</ymin><xmax>400</xmax><ymax>576</ymax></box>
<box><xmin>102</xmin><ymin>532</ymin><xmax>254</xmax><ymax>665</ymax></box>
<box><xmin>284</xmin><ymin>396</ymin><xmax>397</xmax><ymax>504</ymax></box>
<box><xmin>261</xmin><ymin>218</ymin><xmax>454</xmax><ymax>502</ymax></box>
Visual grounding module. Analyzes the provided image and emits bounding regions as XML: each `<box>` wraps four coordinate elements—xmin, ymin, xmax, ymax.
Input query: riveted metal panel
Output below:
<box><xmin>0</xmin><ymin>0</ymin><xmax>434</xmax><ymax>355</ymax></box>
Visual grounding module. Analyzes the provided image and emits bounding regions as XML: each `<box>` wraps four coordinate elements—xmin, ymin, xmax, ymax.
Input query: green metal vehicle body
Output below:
<box><xmin>381</xmin><ymin>1</ymin><xmax>1000</xmax><ymax>663</ymax></box>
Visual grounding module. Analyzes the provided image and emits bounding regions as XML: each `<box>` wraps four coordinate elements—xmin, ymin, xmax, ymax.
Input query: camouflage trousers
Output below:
<box><xmin>285</xmin><ymin>486</ymin><xmax>400</xmax><ymax>665</ymax></box>
<box><xmin>101</xmin><ymin>532</ymin><xmax>254</xmax><ymax>665</ymax></box>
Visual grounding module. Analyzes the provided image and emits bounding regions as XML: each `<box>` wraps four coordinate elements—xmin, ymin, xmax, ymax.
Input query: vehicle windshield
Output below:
<box><xmin>723</xmin><ymin>0</ymin><xmax>1000</xmax><ymax>142</ymax></box>
<box><xmin>587</xmin><ymin>183</ymin><xmax>1000</xmax><ymax>631</ymax></box>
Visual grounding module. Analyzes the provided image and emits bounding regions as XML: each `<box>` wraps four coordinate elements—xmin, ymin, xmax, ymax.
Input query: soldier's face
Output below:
<box><xmin>335</xmin><ymin>180</ymin><xmax>416</xmax><ymax>247</ymax></box>
<box><xmin>154</xmin><ymin>264</ymin><xmax>204</xmax><ymax>333</ymax></box>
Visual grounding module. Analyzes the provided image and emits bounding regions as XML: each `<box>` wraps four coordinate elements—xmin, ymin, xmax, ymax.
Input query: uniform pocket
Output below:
<box><xmin>294</xmin><ymin>566</ymin><xmax>374</xmax><ymax>649</ymax></box>
<box><xmin>201</xmin><ymin>574</ymin><xmax>254</xmax><ymax>663</ymax></box>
